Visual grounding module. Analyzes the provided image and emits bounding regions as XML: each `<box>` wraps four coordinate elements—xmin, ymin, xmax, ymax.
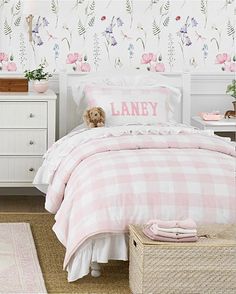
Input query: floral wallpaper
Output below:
<box><xmin>0</xmin><ymin>0</ymin><xmax>235</xmax><ymax>73</ymax></box>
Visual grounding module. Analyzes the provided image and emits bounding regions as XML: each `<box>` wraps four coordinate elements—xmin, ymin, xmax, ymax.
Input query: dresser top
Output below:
<box><xmin>0</xmin><ymin>89</ymin><xmax>57</xmax><ymax>100</ymax></box>
<box><xmin>192</xmin><ymin>116</ymin><xmax>236</xmax><ymax>126</ymax></box>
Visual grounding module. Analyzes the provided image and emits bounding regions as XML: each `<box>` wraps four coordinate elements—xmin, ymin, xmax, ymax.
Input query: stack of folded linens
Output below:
<box><xmin>143</xmin><ymin>218</ymin><xmax>198</xmax><ymax>242</ymax></box>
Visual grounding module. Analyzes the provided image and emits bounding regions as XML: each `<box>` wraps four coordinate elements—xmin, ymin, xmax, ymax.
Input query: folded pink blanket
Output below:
<box><xmin>150</xmin><ymin>224</ymin><xmax>197</xmax><ymax>235</ymax></box>
<box><xmin>147</xmin><ymin>218</ymin><xmax>197</xmax><ymax>229</ymax></box>
<box><xmin>143</xmin><ymin>227</ymin><xmax>198</xmax><ymax>242</ymax></box>
<box><xmin>149</xmin><ymin>228</ymin><xmax>196</xmax><ymax>239</ymax></box>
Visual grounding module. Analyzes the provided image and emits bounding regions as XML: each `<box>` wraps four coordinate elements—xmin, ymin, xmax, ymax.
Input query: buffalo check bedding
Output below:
<box><xmin>34</xmin><ymin>123</ymin><xmax>236</xmax><ymax>280</ymax></box>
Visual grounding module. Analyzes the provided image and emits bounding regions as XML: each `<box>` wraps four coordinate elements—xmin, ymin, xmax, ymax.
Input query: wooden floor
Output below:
<box><xmin>0</xmin><ymin>195</ymin><xmax>46</xmax><ymax>212</ymax></box>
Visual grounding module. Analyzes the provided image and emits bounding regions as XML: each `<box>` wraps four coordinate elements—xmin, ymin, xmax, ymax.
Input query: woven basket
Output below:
<box><xmin>129</xmin><ymin>224</ymin><xmax>236</xmax><ymax>294</ymax></box>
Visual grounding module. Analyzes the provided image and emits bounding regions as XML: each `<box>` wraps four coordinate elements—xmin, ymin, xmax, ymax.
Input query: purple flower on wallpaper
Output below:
<box><xmin>191</xmin><ymin>17</ymin><xmax>198</xmax><ymax>27</ymax></box>
<box><xmin>116</xmin><ymin>17</ymin><xmax>124</xmax><ymax>27</ymax></box>
<box><xmin>128</xmin><ymin>43</ymin><xmax>134</xmax><ymax>59</ymax></box>
<box><xmin>32</xmin><ymin>16</ymin><xmax>41</xmax><ymax>34</ymax></box>
<box><xmin>185</xmin><ymin>36</ymin><xmax>192</xmax><ymax>46</ymax></box>
<box><xmin>42</xmin><ymin>17</ymin><xmax>49</xmax><ymax>27</ymax></box>
<box><xmin>104</xmin><ymin>16</ymin><xmax>116</xmax><ymax>36</ymax></box>
<box><xmin>36</xmin><ymin>35</ymin><xmax>43</xmax><ymax>46</ymax></box>
<box><xmin>111</xmin><ymin>35</ymin><xmax>117</xmax><ymax>46</ymax></box>
<box><xmin>128</xmin><ymin>43</ymin><xmax>134</xmax><ymax>51</ymax></box>
<box><xmin>180</xmin><ymin>25</ymin><xmax>187</xmax><ymax>34</ymax></box>
<box><xmin>202</xmin><ymin>44</ymin><xmax>208</xmax><ymax>59</ymax></box>
<box><xmin>32</xmin><ymin>23</ymin><xmax>39</xmax><ymax>34</ymax></box>
<box><xmin>105</xmin><ymin>25</ymin><xmax>113</xmax><ymax>34</ymax></box>
<box><xmin>53</xmin><ymin>43</ymin><xmax>59</xmax><ymax>59</ymax></box>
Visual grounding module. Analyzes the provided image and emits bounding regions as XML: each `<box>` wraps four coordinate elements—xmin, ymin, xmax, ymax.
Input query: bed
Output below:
<box><xmin>34</xmin><ymin>71</ymin><xmax>236</xmax><ymax>281</ymax></box>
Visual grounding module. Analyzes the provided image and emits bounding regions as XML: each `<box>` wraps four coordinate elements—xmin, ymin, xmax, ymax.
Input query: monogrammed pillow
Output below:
<box><xmin>84</xmin><ymin>85</ymin><xmax>181</xmax><ymax>126</ymax></box>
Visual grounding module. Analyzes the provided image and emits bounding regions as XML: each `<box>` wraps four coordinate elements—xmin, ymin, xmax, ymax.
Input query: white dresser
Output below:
<box><xmin>191</xmin><ymin>116</ymin><xmax>236</xmax><ymax>132</ymax></box>
<box><xmin>0</xmin><ymin>90</ymin><xmax>57</xmax><ymax>187</ymax></box>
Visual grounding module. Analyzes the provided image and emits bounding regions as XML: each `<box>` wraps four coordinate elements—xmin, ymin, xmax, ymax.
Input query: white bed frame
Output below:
<box><xmin>59</xmin><ymin>71</ymin><xmax>191</xmax><ymax>138</ymax></box>
<box><xmin>58</xmin><ymin>71</ymin><xmax>191</xmax><ymax>277</ymax></box>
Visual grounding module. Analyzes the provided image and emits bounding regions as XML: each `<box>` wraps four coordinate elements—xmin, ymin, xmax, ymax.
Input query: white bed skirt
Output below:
<box><xmin>66</xmin><ymin>233</ymin><xmax>129</xmax><ymax>281</ymax></box>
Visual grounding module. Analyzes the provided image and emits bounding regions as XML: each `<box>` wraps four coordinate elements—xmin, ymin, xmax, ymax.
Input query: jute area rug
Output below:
<box><xmin>0</xmin><ymin>213</ymin><xmax>130</xmax><ymax>294</ymax></box>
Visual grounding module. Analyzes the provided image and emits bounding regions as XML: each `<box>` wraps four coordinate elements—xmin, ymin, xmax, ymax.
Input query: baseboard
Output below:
<box><xmin>0</xmin><ymin>187</ymin><xmax>44</xmax><ymax>196</ymax></box>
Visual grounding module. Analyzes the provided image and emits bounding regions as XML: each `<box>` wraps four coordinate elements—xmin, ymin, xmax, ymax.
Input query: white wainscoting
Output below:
<box><xmin>1</xmin><ymin>72</ymin><xmax>233</xmax><ymax>138</ymax></box>
<box><xmin>191</xmin><ymin>73</ymin><xmax>235</xmax><ymax>116</ymax></box>
<box><xmin>49</xmin><ymin>72</ymin><xmax>235</xmax><ymax>138</ymax></box>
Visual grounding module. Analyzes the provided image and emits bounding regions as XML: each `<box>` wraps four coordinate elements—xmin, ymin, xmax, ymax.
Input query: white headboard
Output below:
<box><xmin>59</xmin><ymin>71</ymin><xmax>191</xmax><ymax>138</ymax></box>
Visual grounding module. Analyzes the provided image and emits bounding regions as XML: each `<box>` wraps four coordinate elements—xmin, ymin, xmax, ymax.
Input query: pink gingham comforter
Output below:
<box><xmin>34</xmin><ymin>125</ymin><xmax>236</xmax><ymax>269</ymax></box>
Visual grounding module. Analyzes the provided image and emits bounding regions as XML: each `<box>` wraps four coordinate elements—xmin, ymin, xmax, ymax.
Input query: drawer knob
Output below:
<box><xmin>29</xmin><ymin>140</ymin><xmax>34</xmax><ymax>145</ymax></box>
<box><xmin>29</xmin><ymin>167</ymin><xmax>34</xmax><ymax>172</ymax></box>
<box><xmin>29</xmin><ymin>113</ymin><xmax>34</xmax><ymax>118</ymax></box>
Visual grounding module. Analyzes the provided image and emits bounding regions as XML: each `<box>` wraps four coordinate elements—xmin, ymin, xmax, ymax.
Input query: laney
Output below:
<box><xmin>110</xmin><ymin>101</ymin><xmax>158</xmax><ymax>116</ymax></box>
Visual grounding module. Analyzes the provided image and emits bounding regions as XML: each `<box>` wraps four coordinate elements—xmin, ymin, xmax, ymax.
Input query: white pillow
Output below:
<box><xmin>84</xmin><ymin>85</ymin><xmax>181</xmax><ymax>126</ymax></box>
<box><xmin>71</xmin><ymin>71</ymin><xmax>181</xmax><ymax>124</ymax></box>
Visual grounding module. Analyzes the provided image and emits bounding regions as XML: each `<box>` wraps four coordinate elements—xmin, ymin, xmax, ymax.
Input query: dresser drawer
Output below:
<box><xmin>0</xmin><ymin>129</ymin><xmax>47</xmax><ymax>155</ymax></box>
<box><xmin>0</xmin><ymin>156</ymin><xmax>42</xmax><ymax>182</ymax></box>
<box><xmin>0</xmin><ymin>101</ymin><xmax>47</xmax><ymax>128</ymax></box>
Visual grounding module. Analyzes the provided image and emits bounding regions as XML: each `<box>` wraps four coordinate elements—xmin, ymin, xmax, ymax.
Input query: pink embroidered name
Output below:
<box><xmin>111</xmin><ymin>101</ymin><xmax>158</xmax><ymax>116</ymax></box>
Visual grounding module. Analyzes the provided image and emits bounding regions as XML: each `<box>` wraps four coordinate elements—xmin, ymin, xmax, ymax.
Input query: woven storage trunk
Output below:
<box><xmin>129</xmin><ymin>224</ymin><xmax>236</xmax><ymax>294</ymax></box>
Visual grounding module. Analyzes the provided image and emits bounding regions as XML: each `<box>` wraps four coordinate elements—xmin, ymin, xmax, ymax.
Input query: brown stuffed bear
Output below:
<box><xmin>83</xmin><ymin>107</ymin><xmax>105</xmax><ymax>128</ymax></box>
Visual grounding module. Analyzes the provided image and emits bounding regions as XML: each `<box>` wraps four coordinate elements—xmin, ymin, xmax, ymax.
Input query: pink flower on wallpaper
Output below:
<box><xmin>76</xmin><ymin>63</ymin><xmax>91</xmax><ymax>72</ymax></box>
<box><xmin>66</xmin><ymin>53</ymin><xmax>82</xmax><ymax>64</ymax></box>
<box><xmin>80</xmin><ymin>63</ymin><xmax>91</xmax><ymax>72</ymax></box>
<box><xmin>0</xmin><ymin>52</ymin><xmax>8</xmax><ymax>62</ymax></box>
<box><xmin>215</xmin><ymin>53</ymin><xmax>231</xmax><ymax>64</ymax></box>
<box><xmin>141</xmin><ymin>52</ymin><xmax>165</xmax><ymax>72</ymax></box>
<box><xmin>155</xmin><ymin>63</ymin><xmax>165</xmax><ymax>72</ymax></box>
<box><xmin>6</xmin><ymin>62</ymin><xmax>17</xmax><ymax>71</ymax></box>
<box><xmin>0</xmin><ymin>53</ymin><xmax>17</xmax><ymax>72</ymax></box>
<box><xmin>229</xmin><ymin>62</ymin><xmax>236</xmax><ymax>72</ymax></box>
<box><xmin>141</xmin><ymin>53</ymin><xmax>157</xmax><ymax>64</ymax></box>
<box><xmin>215</xmin><ymin>53</ymin><xmax>236</xmax><ymax>72</ymax></box>
<box><xmin>225</xmin><ymin>62</ymin><xmax>236</xmax><ymax>72</ymax></box>
<box><xmin>66</xmin><ymin>52</ymin><xmax>91</xmax><ymax>72</ymax></box>
<box><xmin>149</xmin><ymin>63</ymin><xmax>165</xmax><ymax>72</ymax></box>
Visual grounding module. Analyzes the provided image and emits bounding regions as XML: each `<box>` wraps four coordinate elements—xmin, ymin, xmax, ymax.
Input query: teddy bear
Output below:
<box><xmin>83</xmin><ymin>107</ymin><xmax>105</xmax><ymax>128</ymax></box>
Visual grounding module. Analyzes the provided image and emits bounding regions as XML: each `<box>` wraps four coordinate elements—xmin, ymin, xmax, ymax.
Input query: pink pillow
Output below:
<box><xmin>84</xmin><ymin>86</ymin><xmax>181</xmax><ymax>126</ymax></box>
